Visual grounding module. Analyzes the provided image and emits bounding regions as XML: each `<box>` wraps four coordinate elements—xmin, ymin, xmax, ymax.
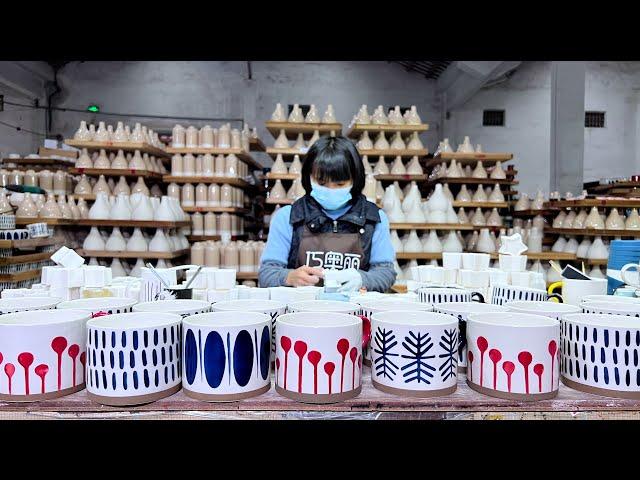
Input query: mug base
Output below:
<box><xmin>0</xmin><ymin>383</ymin><xmax>85</xmax><ymax>402</ymax></box>
<box><xmin>561</xmin><ymin>376</ymin><xmax>640</xmax><ymax>400</ymax></box>
<box><xmin>466</xmin><ymin>379</ymin><xmax>558</xmax><ymax>401</ymax></box>
<box><xmin>183</xmin><ymin>383</ymin><xmax>270</xmax><ymax>402</ymax></box>
<box><xmin>275</xmin><ymin>384</ymin><xmax>361</xmax><ymax>404</ymax></box>
<box><xmin>372</xmin><ymin>380</ymin><xmax>456</xmax><ymax>398</ymax></box>
<box><xmin>87</xmin><ymin>383</ymin><xmax>181</xmax><ymax>406</ymax></box>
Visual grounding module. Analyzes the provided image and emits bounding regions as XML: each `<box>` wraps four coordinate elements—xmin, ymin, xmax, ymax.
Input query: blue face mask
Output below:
<box><xmin>310</xmin><ymin>181</ymin><xmax>352</xmax><ymax>211</ymax></box>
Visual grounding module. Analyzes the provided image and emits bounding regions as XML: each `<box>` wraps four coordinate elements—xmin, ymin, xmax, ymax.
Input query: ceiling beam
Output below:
<box><xmin>436</xmin><ymin>61</ymin><xmax>522</xmax><ymax>111</ymax></box>
<box><xmin>0</xmin><ymin>61</ymin><xmax>50</xmax><ymax>101</ymax></box>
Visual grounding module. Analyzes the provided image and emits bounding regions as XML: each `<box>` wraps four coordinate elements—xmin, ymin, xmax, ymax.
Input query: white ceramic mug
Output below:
<box><xmin>560</xmin><ymin>278</ymin><xmax>608</xmax><ymax>306</ymax></box>
<box><xmin>510</xmin><ymin>271</ymin><xmax>532</xmax><ymax>288</ymax></box>
<box><xmin>86</xmin><ymin>312</ymin><xmax>183</xmax><ymax>406</ymax></box>
<box><xmin>370</xmin><ymin>311</ymin><xmax>459</xmax><ymax>397</ymax></box>
<box><xmin>466</xmin><ymin>312</ymin><xmax>560</xmax><ymax>400</ymax></box>
<box><xmin>182</xmin><ymin>311</ymin><xmax>272</xmax><ymax>401</ymax></box>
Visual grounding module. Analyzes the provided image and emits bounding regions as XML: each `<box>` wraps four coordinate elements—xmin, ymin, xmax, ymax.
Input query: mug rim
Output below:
<box><xmin>0</xmin><ymin>308</ymin><xmax>90</xmax><ymax>326</ymax></box>
<box><xmin>184</xmin><ymin>311</ymin><xmax>270</xmax><ymax>328</ymax></box>
<box><xmin>277</xmin><ymin>312</ymin><xmax>361</xmax><ymax>328</ymax></box>
<box><xmin>372</xmin><ymin>310</ymin><xmax>457</xmax><ymax>326</ymax></box>
<box><xmin>88</xmin><ymin>312</ymin><xmax>182</xmax><ymax>329</ymax></box>
<box><xmin>468</xmin><ymin>312</ymin><xmax>558</xmax><ymax>328</ymax></box>
<box><xmin>562</xmin><ymin>312</ymin><xmax>640</xmax><ymax>328</ymax></box>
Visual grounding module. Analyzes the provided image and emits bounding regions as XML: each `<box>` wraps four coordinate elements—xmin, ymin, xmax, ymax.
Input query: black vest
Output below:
<box><xmin>287</xmin><ymin>194</ymin><xmax>382</xmax><ymax>271</ymax></box>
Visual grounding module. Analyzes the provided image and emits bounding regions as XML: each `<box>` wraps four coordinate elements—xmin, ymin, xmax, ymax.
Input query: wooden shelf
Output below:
<box><xmin>187</xmin><ymin>235</ymin><xmax>247</xmax><ymax>242</ymax></box>
<box><xmin>15</xmin><ymin>217</ymin><xmax>71</xmax><ymax>226</ymax></box>
<box><xmin>266</xmin><ymin>147</ymin><xmax>308</xmax><ymax>159</ymax></box>
<box><xmin>397</xmin><ymin>251</ymin><xmax>577</xmax><ymax>262</ymax></box>
<box><xmin>358</xmin><ymin>149</ymin><xmax>429</xmax><ymax>158</ymax></box>
<box><xmin>547</xmin><ymin>199</ymin><xmax>640</xmax><ymax>209</ymax></box>
<box><xmin>374</xmin><ymin>174</ymin><xmax>429</xmax><ymax>182</ymax></box>
<box><xmin>69</xmin><ymin>168</ymin><xmax>162</xmax><ymax>179</ymax></box>
<box><xmin>396</xmin><ymin>253</ymin><xmax>443</xmax><ymax>260</ymax></box>
<box><xmin>545</xmin><ymin>227</ymin><xmax>640</xmax><ymax>237</ymax></box>
<box><xmin>1</xmin><ymin>157</ymin><xmax>75</xmax><ymax>166</ymax></box>
<box><xmin>390</xmin><ymin>223</ymin><xmax>474</xmax><ymax>230</ymax></box>
<box><xmin>512</xmin><ymin>209</ymin><xmax>556</xmax><ymax>217</ymax></box>
<box><xmin>0</xmin><ymin>269</ymin><xmax>41</xmax><ymax>282</ymax></box>
<box><xmin>265</xmin><ymin>121</ymin><xmax>342</xmax><ymax>139</ymax></box>
<box><xmin>452</xmin><ymin>201</ymin><xmax>509</xmax><ymax>208</ymax></box>
<box><xmin>182</xmin><ymin>206</ymin><xmax>249</xmax><ymax>214</ymax></box>
<box><xmin>521</xmin><ymin>252</ymin><xmax>577</xmax><ymax>261</ymax></box>
<box><xmin>236</xmin><ymin>272</ymin><xmax>258</xmax><ymax>280</ymax></box>
<box><xmin>76</xmin><ymin>249</ymin><xmax>188</xmax><ymax>259</ymax></box>
<box><xmin>162</xmin><ymin>176</ymin><xmax>251</xmax><ymax>189</ymax></box>
<box><xmin>72</xmin><ymin>193</ymin><xmax>96</xmax><ymax>201</ymax></box>
<box><xmin>429</xmin><ymin>177</ymin><xmax>517</xmax><ymax>186</ymax></box>
<box><xmin>265</xmin><ymin>173</ymin><xmax>300</xmax><ymax>181</ymax></box>
<box><xmin>64</xmin><ymin>139</ymin><xmax>169</xmax><ymax>159</ymax></box>
<box><xmin>581</xmin><ymin>258</ymin><xmax>608</xmax><ymax>266</ymax></box>
<box><xmin>74</xmin><ymin>219</ymin><xmax>190</xmax><ymax>228</ymax></box>
<box><xmin>249</xmin><ymin>138</ymin><xmax>266</xmax><ymax>152</ymax></box>
<box><xmin>427</xmin><ymin>152</ymin><xmax>513</xmax><ymax>167</ymax></box>
<box><xmin>0</xmin><ymin>251</ymin><xmax>52</xmax><ymax>266</ymax></box>
<box><xmin>347</xmin><ymin>123</ymin><xmax>429</xmax><ymax>139</ymax></box>
<box><xmin>165</xmin><ymin>148</ymin><xmax>261</xmax><ymax>171</ymax></box>
<box><xmin>266</xmin><ymin>198</ymin><xmax>293</xmax><ymax>205</ymax></box>
<box><xmin>0</xmin><ymin>236</ymin><xmax>62</xmax><ymax>249</ymax></box>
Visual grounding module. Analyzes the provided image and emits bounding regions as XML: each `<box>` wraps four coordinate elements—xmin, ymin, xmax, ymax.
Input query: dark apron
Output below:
<box><xmin>296</xmin><ymin>226</ymin><xmax>364</xmax><ymax>287</ymax></box>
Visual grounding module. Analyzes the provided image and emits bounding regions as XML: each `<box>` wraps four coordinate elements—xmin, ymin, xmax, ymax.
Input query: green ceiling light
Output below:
<box><xmin>87</xmin><ymin>104</ymin><xmax>100</xmax><ymax>113</ymax></box>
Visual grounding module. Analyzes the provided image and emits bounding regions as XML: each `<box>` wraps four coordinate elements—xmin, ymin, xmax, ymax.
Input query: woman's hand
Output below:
<box><xmin>286</xmin><ymin>266</ymin><xmax>324</xmax><ymax>287</ymax></box>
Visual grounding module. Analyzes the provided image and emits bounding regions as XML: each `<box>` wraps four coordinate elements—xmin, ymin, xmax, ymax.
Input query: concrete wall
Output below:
<box><xmin>0</xmin><ymin>61</ymin><xmax>50</xmax><ymax>156</ymax></box>
<box><xmin>47</xmin><ymin>61</ymin><xmax>440</xmax><ymax>166</ymax></box>
<box><xmin>444</xmin><ymin>61</ymin><xmax>552</xmax><ymax>196</ymax></box>
<box><xmin>3</xmin><ymin>60</ymin><xmax>640</xmax><ymax>188</ymax></box>
<box><xmin>445</xmin><ymin>61</ymin><xmax>640</xmax><ymax>196</ymax></box>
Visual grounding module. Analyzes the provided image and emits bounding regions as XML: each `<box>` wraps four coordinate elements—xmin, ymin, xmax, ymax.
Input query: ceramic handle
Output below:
<box><xmin>359</xmin><ymin>315</ymin><xmax>372</xmax><ymax>350</ymax></box>
<box><xmin>621</xmin><ymin>263</ymin><xmax>640</xmax><ymax>288</ymax></box>
<box><xmin>471</xmin><ymin>292</ymin><xmax>485</xmax><ymax>303</ymax></box>
<box><xmin>546</xmin><ymin>281</ymin><xmax>564</xmax><ymax>303</ymax></box>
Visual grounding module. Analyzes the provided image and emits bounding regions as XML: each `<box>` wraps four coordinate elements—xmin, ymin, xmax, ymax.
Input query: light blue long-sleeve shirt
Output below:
<box><xmin>258</xmin><ymin>204</ymin><xmax>397</xmax><ymax>291</ymax></box>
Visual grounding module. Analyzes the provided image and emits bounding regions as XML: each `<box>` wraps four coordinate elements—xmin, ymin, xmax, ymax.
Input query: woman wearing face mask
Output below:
<box><xmin>258</xmin><ymin>135</ymin><xmax>396</xmax><ymax>292</ymax></box>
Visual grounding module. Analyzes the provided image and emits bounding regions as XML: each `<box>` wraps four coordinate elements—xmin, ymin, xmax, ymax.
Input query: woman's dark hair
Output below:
<box><xmin>300</xmin><ymin>135</ymin><xmax>365</xmax><ymax>198</ymax></box>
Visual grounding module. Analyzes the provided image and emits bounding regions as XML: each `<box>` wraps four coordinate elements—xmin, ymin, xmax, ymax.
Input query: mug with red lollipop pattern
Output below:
<box><xmin>275</xmin><ymin>312</ymin><xmax>363</xmax><ymax>403</ymax></box>
<box><xmin>0</xmin><ymin>309</ymin><xmax>91</xmax><ymax>401</ymax></box>
<box><xmin>466</xmin><ymin>312</ymin><xmax>560</xmax><ymax>401</ymax></box>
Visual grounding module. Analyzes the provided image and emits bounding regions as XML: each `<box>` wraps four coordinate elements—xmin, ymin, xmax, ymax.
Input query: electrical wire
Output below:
<box><xmin>0</xmin><ymin>119</ymin><xmax>46</xmax><ymax>136</ymax></box>
<box><xmin>2</xmin><ymin>99</ymin><xmax>242</xmax><ymax>123</ymax></box>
